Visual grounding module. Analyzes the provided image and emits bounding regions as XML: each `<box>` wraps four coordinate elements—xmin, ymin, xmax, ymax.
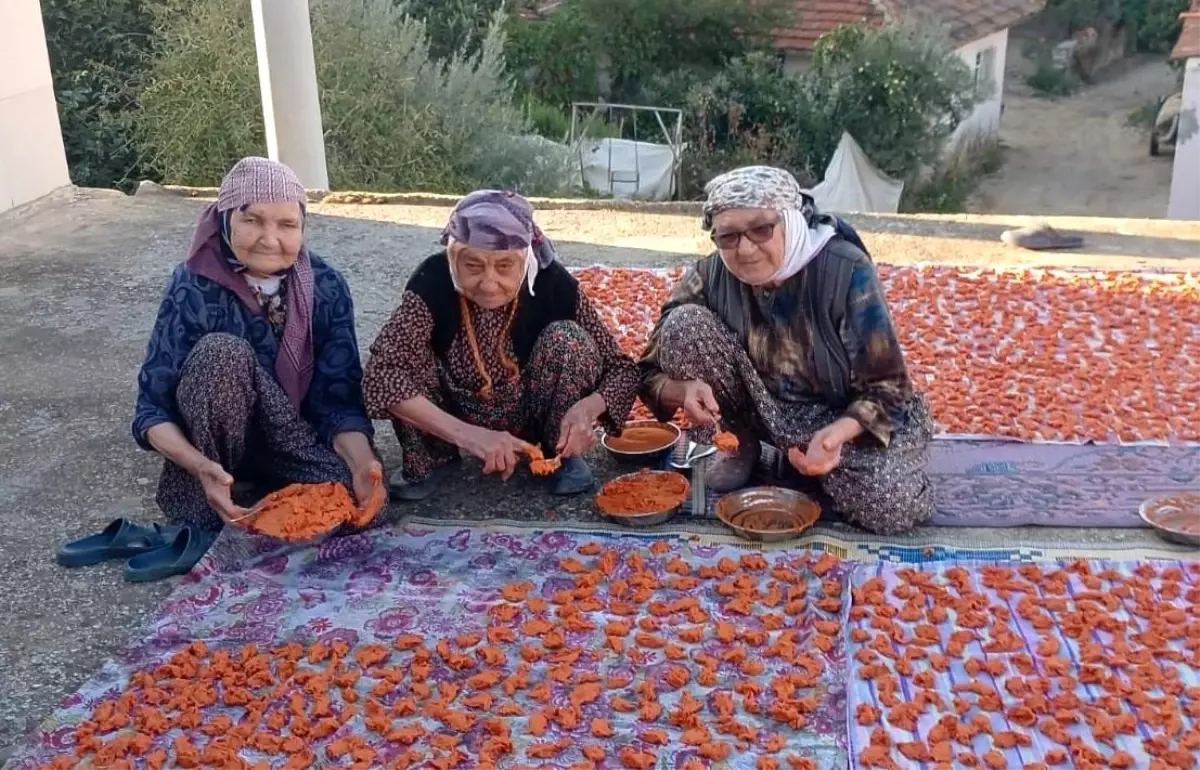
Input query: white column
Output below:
<box><xmin>251</xmin><ymin>0</ymin><xmax>330</xmax><ymax>191</ymax></box>
<box><xmin>0</xmin><ymin>0</ymin><xmax>70</xmax><ymax>213</ymax></box>
<box><xmin>1168</xmin><ymin>58</ymin><xmax>1200</xmax><ymax>220</ymax></box>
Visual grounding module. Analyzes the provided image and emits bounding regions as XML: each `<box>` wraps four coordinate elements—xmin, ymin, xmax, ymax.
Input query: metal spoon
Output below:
<box><xmin>670</xmin><ymin>441</ymin><xmax>718</xmax><ymax>470</ymax></box>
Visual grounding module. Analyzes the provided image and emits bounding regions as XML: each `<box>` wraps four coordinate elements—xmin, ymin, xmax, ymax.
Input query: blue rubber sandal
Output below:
<box><xmin>124</xmin><ymin>527</ymin><xmax>216</xmax><ymax>583</ymax></box>
<box><xmin>56</xmin><ymin>518</ymin><xmax>182</xmax><ymax>568</ymax></box>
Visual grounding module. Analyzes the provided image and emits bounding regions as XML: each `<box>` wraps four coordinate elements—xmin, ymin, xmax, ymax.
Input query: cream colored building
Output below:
<box><xmin>0</xmin><ymin>0</ymin><xmax>70</xmax><ymax>215</ymax></box>
<box><xmin>1168</xmin><ymin>2</ymin><xmax>1199</xmax><ymax>221</ymax></box>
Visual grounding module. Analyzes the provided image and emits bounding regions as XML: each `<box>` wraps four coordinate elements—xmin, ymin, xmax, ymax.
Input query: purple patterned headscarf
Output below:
<box><xmin>441</xmin><ymin>191</ymin><xmax>558</xmax><ymax>295</ymax></box>
<box><xmin>185</xmin><ymin>157</ymin><xmax>315</xmax><ymax>410</ymax></box>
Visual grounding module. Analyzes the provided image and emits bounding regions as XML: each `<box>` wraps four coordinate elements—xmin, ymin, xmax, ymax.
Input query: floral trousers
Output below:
<box><xmin>155</xmin><ymin>333</ymin><xmax>352</xmax><ymax>531</ymax></box>
<box><xmin>394</xmin><ymin>321</ymin><xmax>602</xmax><ymax>484</ymax></box>
<box><xmin>654</xmin><ymin>305</ymin><xmax>935</xmax><ymax>535</ymax></box>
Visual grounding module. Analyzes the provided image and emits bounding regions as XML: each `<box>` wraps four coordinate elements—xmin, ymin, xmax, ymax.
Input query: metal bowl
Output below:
<box><xmin>715</xmin><ymin>486</ymin><xmax>821</xmax><ymax>543</ymax></box>
<box><xmin>595</xmin><ymin>470</ymin><xmax>689</xmax><ymax>528</ymax></box>
<box><xmin>601</xmin><ymin>420</ymin><xmax>682</xmax><ymax>465</ymax></box>
<box><xmin>1139</xmin><ymin>492</ymin><xmax>1200</xmax><ymax>548</ymax></box>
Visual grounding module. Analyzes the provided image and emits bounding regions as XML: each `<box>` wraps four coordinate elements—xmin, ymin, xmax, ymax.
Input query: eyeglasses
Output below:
<box><xmin>711</xmin><ymin>221</ymin><xmax>777</xmax><ymax>250</ymax></box>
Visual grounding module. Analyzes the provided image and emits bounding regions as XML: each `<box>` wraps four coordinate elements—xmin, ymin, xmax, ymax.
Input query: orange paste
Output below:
<box><xmin>250</xmin><ymin>482</ymin><xmax>358</xmax><ymax>541</ymax></box>
<box><xmin>606</xmin><ymin>425</ymin><xmax>677</xmax><ymax>452</ymax></box>
<box><xmin>595</xmin><ymin>470</ymin><xmax>689</xmax><ymax>516</ymax></box>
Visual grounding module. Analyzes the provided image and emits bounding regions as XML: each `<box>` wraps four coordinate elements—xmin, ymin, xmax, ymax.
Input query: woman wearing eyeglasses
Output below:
<box><xmin>637</xmin><ymin>166</ymin><xmax>934</xmax><ymax>535</ymax></box>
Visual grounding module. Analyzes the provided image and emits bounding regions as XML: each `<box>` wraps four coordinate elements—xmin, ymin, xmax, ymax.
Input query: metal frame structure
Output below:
<box><xmin>569</xmin><ymin>102</ymin><xmax>685</xmax><ymax>200</ymax></box>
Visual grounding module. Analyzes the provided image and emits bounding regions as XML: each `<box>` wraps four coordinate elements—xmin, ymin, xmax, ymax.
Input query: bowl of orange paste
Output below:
<box><xmin>601</xmin><ymin>420</ymin><xmax>681</xmax><ymax>465</ymax></box>
<box><xmin>594</xmin><ymin>469</ymin><xmax>690</xmax><ymax>527</ymax></box>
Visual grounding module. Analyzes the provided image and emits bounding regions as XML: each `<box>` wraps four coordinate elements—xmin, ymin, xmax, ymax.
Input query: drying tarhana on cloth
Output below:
<box><xmin>845</xmin><ymin>559</ymin><xmax>1200</xmax><ymax>770</ymax></box>
<box><xmin>575</xmin><ymin>266</ymin><xmax>1200</xmax><ymax>444</ymax></box>
<box><xmin>10</xmin><ymin>525</ymin><xmax>850</xmax><ymax>770</ymax></box>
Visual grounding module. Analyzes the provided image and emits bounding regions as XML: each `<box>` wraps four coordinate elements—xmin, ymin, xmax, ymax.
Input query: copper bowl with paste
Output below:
<box><xmin>715</xmin><ymin>487</ymin><xmax>821</xmax><ymax>543</ymax></box>
<box><xmin>601</xmin><ymin>420</ymin><xmax>682</xmax><ymax>465</ymax></box>
<box><xmin>1139</xmin><ymin>492</ymin><xmax>1200</xmax><ymax>548</ymax></box>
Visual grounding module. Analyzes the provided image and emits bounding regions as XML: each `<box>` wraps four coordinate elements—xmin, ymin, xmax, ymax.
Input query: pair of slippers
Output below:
<box><xmin>56</xmin><ymin>518</ymin><xmax>215</xmax><ymax>582</ymax></box>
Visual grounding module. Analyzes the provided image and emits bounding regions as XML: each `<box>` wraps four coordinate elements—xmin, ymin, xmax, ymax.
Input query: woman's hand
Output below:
<box><xmin>557</xmin><ymin>393</ymin><xmax>604</xmax><ymax>458</ymax></box>
<box><xmin>197</xmin><ymin>461</ymin><xmax>253</xmax><ymax>528</ymax></box>
<box><xmin>787</xmin><ymin>417</ymin><xmax>863</xmax><ymax>477</ymax></box>
<box><xmin>351</xmin><ymin>459</ymin><xmax>385</xmax><ymax>507</ymax></box>
<box><xmin>679</xmin><ymin>380</ymin><xmax>721</xmax><ymax>426</ymax></box>
<box><xmin>464</xmin><ymin>427</ymin><xmax>531</xmax><ymax>480</ymax></box>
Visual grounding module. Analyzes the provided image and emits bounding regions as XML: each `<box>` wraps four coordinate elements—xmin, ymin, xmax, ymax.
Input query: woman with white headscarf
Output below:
<box><xmin>638</xmin><ymin>166</ymin><xmax>934</xmax><ymax>535</ymax></box>
<box><xmin>363</xmin><ymin>190</ymin><xmax>639</xmax><ymax>500</ymax></box>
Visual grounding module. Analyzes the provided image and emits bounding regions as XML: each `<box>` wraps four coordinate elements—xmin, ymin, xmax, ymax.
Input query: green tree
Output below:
<box><xmin>505</xmin><ymin>0</ymin><xmax>794</xmax><ymax>107</ymax></box>
<box><xmin>136</xmin><ymin>0</ymin><xmax>574</xmax><ymax>194</ymax></box>
<box><xmin>41</xmin><ymin>0</ymin><xmax>154</xmax><ymax>189</ymax></box>
<box><xmin>400</xmin><ymin>0</ymin><xmax>508</xmax><ymax>60</ymax></box>
<box><xmin>669</xmin><ymin>22</ymin><xmax>978</xmax><ymax>198</ymax></box>
<box><xmin>1044</xmin><ymin>0</ymin><xmax>1191</xmax><ymax>53</ymax></box>
<box><xmin>805</xmin><ymin>22</ymin><xmax>977</xmax><ymax>179</ymax></box>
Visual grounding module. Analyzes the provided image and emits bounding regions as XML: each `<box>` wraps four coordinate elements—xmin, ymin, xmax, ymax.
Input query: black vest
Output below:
<box><xmin>406</xmin><ymin>252</ymin><xmax>580</xmax><ymax>366</ymax></box>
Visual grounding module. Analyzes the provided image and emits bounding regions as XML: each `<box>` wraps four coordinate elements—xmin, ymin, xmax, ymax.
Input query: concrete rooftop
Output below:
<box><xmin>0</xmin><ymin>187</ymin><xmax>1197</xmax><ymax>757</ymax></box>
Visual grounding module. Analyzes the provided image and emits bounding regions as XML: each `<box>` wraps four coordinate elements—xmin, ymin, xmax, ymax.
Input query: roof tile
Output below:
<box><xmin>777</xmin><ymin>0</ymin><xmax>1045</xmax><ymax>52</ymax></box>
<box><xmin>1171</xmin><ymin>0</ymin><xmax>1200</xmax><ymax>61</ymax></box>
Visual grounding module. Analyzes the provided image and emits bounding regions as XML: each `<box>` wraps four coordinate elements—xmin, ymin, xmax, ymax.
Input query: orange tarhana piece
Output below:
<box><xmin>521</xmin><ymin>445</ymin><xmax>561</xmax><ymax>477</ymax></box>
<box><xmin>713</xmin><ymin>431</ymin><xmax>739</xmax><ymax>452</ymax></box>
<box><xmin>595</xmin><ymin>470</ymin><xmax>689</xmax><ymax>516</ymax></box>
<box><xmin>31</xmin><ymin>538</ymin><xmax>859</xmax><ymax>770</ymax></box>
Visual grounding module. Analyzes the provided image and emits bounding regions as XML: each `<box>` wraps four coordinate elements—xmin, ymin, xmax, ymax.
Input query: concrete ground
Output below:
<box><xmin>0</xmin><ymin>189</ymin><xmax>1197</xmax><ymax>757</ymax></box>
<box><xmin>970</xmin><ymin>33</ymin><xmax>1180</xmax><ymax>218</ymax></box>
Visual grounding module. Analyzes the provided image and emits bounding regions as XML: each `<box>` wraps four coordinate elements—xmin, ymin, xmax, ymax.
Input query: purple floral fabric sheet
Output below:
<box><xmin>9</xmin><ymin>524</ymin><xmax>851</xmax><ymax>770</ymax></box>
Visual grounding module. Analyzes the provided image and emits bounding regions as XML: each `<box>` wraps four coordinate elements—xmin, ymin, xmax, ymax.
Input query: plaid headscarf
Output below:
<box><xmin>185</xmin><ymin>157</ymin><xmax>316</xmax><ymax>409</ymax></box>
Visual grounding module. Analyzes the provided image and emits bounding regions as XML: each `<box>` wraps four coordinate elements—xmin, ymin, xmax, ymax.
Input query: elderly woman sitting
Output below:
<box><xmin>363</xmin><ymin>190</ymin><xmax>638</xmax><ymax>499</ymax></box>
<box><xmin>638</xmin><ymin>166</ymin><xmax>934</xmax><ymax>534</ymax></box>
<box><xmin>133</xmin><ymin>157</ymin><xmax>381</xmax><ymax>537</ymax></box>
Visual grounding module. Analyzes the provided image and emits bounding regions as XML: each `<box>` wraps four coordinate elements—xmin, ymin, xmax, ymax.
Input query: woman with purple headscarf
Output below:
<box><xmin>363</xmin><ymin>190</ymin><xmax>639</xmax><ymax>499</ymax></box>
<box><xmin>132</xmin><ymin>157</ymin><xmax>381</xmax><ymax>546</ymax></box>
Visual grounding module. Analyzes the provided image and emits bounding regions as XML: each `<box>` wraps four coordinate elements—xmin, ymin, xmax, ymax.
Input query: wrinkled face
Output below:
<box><xmin>711</xmin><ymin>207</ymin><xmax>784</xmax><ymax>287</ymax></box>
<box><xmin>227</xmin><ymin>202</ymin><xmax>305</xmax><ymax>277</ymax></box>
<box><xmin>453</xmin><ymin>244</ymin><xmax>526</xmax><ymax>310</ymax></box>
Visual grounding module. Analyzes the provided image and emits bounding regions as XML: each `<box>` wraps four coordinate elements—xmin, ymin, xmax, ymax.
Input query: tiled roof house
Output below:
<box><xmin>777</xmin><ymin>0</ymin><xmax>1046</xmax><ymax>149</ymax></box>
<box><xmin>777</xmin><ymin>0</ymin><xmax>1045</xmax><ymax>53</ymax></box>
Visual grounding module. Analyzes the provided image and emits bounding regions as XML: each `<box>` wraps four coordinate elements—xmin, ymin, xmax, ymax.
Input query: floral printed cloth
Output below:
<box><xmin>9</xmin><ymin>524</ymin><xmax>850</xmax><ymax>770</ymax></box>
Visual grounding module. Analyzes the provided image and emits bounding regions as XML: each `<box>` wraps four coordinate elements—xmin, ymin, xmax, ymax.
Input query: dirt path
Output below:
<box><xmin>970</xmin><ymin>37</ymin><xmax>1179</xmax><ymax>218</ymax></box>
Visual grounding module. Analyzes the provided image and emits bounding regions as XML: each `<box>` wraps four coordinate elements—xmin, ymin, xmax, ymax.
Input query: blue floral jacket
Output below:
<box><xmin>132</xmin><ymin>254</ymin><xmax>373</xmax><ymax>449</ymax></box>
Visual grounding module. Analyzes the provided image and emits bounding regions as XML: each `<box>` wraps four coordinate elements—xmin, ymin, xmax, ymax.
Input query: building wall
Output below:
<box><xmin>1168</xmin><ymin>58</ymin><xmax>1200</xmax><ymax>220</ymax></box>
<box><xmin>0</xmin><ymin>0</ymin><xmax>70</xmax><ymax>215</ymax></box>
<box><xmin>949</xmin><ymin>28</ymin><xmax>1009</xmax><ymax>151</ymax></box>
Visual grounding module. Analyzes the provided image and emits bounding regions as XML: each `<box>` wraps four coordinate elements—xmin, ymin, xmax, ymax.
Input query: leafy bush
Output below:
<box><xmin>136</xmin><ymin>0</ymin><xmax>263</xmax><ymax>186</ymax></box>
<box><xmin>41</xmin><ymin>0</ymin><xmax>154</xmax><ymax>189</ymax></box>
<box><xmin>137</xmin><ymin>0</ymin><xmax>575</xmax><ymax>195</ymax></box>
<box><xmin>1044</xmin><ymin>0</ymin><xmax>1190</xmax><ymax>53</ymax></box>
<box><xmin>399</xmin><ymin>0</ymin><xmax>505</xmax><ymax>60</ymax></box>
<box><xmin>805</xmin><ymin>22</ymin><xmax>977</xmax><ymax>180</ymax></box>
<box><xmin>666</xmin><ymin>53</ymin><xmax>823</xmax><ymax>197</ymax></box>
<box><xmin>1026</xmin><ymin>59</ymin><xmax>1077</xmax><ymax>97</ymax></box>
<box><xmin>504</xmin><ymin>0</ymin><xmax>793</xmax><ymax>108</ymax></box>
<box><xmin>664</xmin><ymin>22</ymin><xmax>977</xmax><ymax>199</ymax></box>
